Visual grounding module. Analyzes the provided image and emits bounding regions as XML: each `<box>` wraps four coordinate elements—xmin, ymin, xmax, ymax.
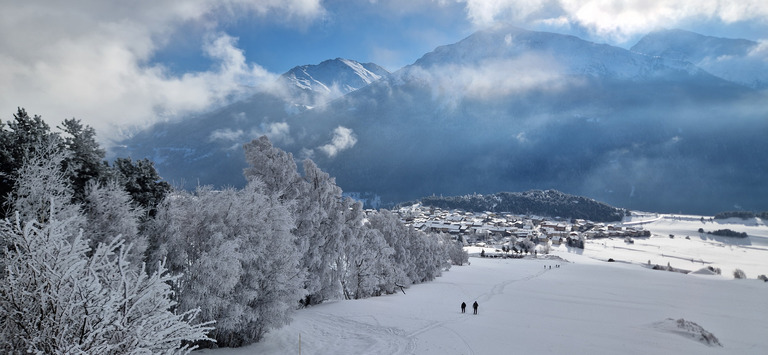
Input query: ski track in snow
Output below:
<box><xmin>269</xmin><ymin>265</ymin><xmax>550</xmax><ymax>355</ymax></box>
<box><xmin>308</xmin><ymin>312</ymin><xmax>412</xmax><ymax>354</ymax></box>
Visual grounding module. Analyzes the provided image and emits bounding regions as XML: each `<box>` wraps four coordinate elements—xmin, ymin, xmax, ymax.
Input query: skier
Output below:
<box><xmin>461</xmin><ymin>302</ymin><xmax>466</xmax><ymax>313</ymax></box>
<box><xmin>473</xmin><ymin>301</ymin><xmax>479</xmax><ymax>315</ymax></box>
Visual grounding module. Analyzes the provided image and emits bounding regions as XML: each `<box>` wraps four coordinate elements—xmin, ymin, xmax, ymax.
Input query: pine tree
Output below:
<box><xmin>58</xmin><ymin>118</ymin><xmax>107</xmax><ymax>203</ymax></box>
<box><xmin>112</xmin><ymin>157</ymin><xmax>171</xmax><ymax>218</ymax></box>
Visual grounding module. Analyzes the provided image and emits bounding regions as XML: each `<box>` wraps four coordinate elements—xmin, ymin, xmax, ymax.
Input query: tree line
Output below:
<box><xmin>0</xmin><ymin>109</ymin><xmax>468</xmax><ymax>352</ymax></box>
<box><xmin>419</xmin><ymin>190</ymin><xmax>626</xmax><ymax>222</ymax></box>
<box><xmin>714</xmin><ymin>211</ymin><xmax>768</xmax><ymax>220</ymax></box>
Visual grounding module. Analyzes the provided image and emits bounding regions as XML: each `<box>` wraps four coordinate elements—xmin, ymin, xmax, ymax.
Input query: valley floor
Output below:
<box><xmin>198</xmin><ymin>214</ymin><xmax>768</xmax><ymax>355</ymax></box>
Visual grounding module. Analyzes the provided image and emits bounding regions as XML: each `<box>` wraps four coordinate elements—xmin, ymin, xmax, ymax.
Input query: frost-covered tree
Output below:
<box><xmin>0</xmin><ymin>108</ymin><xmax>63</xmax><ymax>214</ymax></box>
<box><xmin>244</xmin><ymin>137</ymin><xmax>352</xmax><ymax>306</ymax></box>
<box><xmin>243</xmin><ymin>136</ymin><xmax>301</xmax><ymax>201</ymax></box>
<box><xmin>0</xmin><ymin>209</ymin><xmax>212</xmax><ymax>354</ymax></box>
<box><xmin>367</xmin><ymin>210</ymin><xmax>415</xmax><ymax>285</ymax></box>
<box><xmin>150</xmin><ymin>182</ymin><xmax>304</xmax><ymax>347</ymax></box>
<box><xmin>339</xmin><ymin>199</ymin><xmax>396</xmax><ymax>299</ymax></box>
<box><xmin>82</xmin><ymin>180</ymin><xmax>146</xmax><ymax>265</ymax></box>
<box><xmin>445</xmin><ymin>234</ymin><xmax>469</xmax><ymax>266</ymax></box>
<box><xmin>5</xmin><ymin>143</ymin><xmax>83</xmax><ymax>233</ymax></box>
<box><xmin>242</xmin><ymin>136</ymin><xmax>456</xmax><ymax>304</ymax></box>
<box><xmin>293</xmin><ymin>159</ymin><xmax>349</xmax><ymax>305</ymax></box>
<box><xmin>367</xmin><ymin>210</ymin><xmax>450</xmax><ymax>286</ymax></box>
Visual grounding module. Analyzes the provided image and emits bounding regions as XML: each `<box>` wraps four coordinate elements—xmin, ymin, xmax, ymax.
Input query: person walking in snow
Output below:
<box><xmin>473</xmin><ymin>301</ymin><xmax>478</xmax><ymax>315</ymax></box>
<box><xmin>461</xmin><ymin>302</ymin><xmax>466</xmax><ymax>313</ymax></box>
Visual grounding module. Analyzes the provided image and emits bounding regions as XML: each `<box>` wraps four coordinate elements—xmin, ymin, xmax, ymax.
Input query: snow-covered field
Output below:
<box><xmin>199</xmin><ymin>214</ymin><xmax>768</xmax><ymax>354</ymax></box>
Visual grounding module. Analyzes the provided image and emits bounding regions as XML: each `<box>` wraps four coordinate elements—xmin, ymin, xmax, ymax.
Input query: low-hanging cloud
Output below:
<box><xmin>0</xmin><ymin>0</ymin><xmax>324</xmax><ymax>144</ymax></box>
<box><xmin>402</xmin><ymin>53</ymin><xmax>572</xmax><ymax>109</ymax></box>
<box><xmin>318</xmin><ymin>126</ymin><xmax>358</xmax><ymax>158</ymax></box>
<box><xmin>210</xmin><ymin>121</ymin><xmax>292</xmax><ymax>148</ymax></box>
<box><xmin>459</xmin><ymin>0</ymin><xmax>768</xmax><ymax>42</ymax></box>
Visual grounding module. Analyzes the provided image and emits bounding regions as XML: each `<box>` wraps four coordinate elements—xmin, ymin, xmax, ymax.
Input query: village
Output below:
<box><xmin>394</xmin><ymin>204</ymin><xmax>651</xmax><ymax>255</ymax></box>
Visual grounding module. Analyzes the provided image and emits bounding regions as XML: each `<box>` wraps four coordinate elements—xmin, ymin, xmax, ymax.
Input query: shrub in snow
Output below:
<box><xmin>733</xmin><ymin>268</ymin><xmax>747</xmax><ymax>279</ymax></box>
<box><xmin>0</xmin><ymin>212</ymin><xmax>212</xmax><ymax>354</ymax></box>
<box><xmin>654</xmin><ymin>318</ymin><xmax>722</xmax><ymax>347</ymax></box>
<box><xmin>757</xmin><ymin>274</ymin><xmax>767</xmax><ymax>282</ymax></box>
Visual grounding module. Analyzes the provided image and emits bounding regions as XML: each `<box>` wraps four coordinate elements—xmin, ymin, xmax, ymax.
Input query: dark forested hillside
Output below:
<box><xmin>419</xmin><ymin>190</ymin><xmax>626</xmax><ymax>222</ymax></box>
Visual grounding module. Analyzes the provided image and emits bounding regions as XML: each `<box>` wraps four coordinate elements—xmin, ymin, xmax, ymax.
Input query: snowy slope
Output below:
<box><xmin>199</xmin><ymin>215</ymin><xmax>768</xmax><ymax>355</ymax></box>
<box><xmin>281</xmin><ymin>58</ymin><xmax>389</xmax><ymax>98</ymax></box>
<box><xmin>631</xmin><ymin>29</ymin><xmax>768</xmax><ymax>89</ymax></box>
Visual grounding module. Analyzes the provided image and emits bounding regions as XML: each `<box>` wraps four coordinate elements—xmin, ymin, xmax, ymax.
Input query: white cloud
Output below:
<box><xmin>318</xmin><ymin>126</ymin><xmax>358</xmax><ymax>158</ymax></box>
<box><xmin>460</xmin><ymin>0</ymin><xmax>768</xmax><ymax>41</ymax></box>
<box><xmin>0</xmin><ymin>0</ymin><xmax>324</xmax><ymax>144</ymax></box>
<box><xmin>404</xmin><ymin>54</ymin><xmax>571</xmax><ymax>108</ymax></box>
<box><xmin>209</xmin><ymin>121</ymin><xmax>292</xmax><ymax>148</ymax></box>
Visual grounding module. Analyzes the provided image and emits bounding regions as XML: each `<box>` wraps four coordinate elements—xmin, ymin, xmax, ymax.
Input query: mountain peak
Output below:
<box><xmin>281</xmin><ymin>58</ymin><xmax>389</xmax><ymax>97</ymax></box>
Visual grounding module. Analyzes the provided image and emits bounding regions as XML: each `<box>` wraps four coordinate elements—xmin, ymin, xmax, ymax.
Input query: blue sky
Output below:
<box><xmin>1</xmin><ymin>0</ymin><xmax>766</xmax><ymax>143</ymax></box>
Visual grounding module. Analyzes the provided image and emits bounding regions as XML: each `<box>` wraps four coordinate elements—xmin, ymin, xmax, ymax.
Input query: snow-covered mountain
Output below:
<box><xmin>116</xmin><ymin>26</ymin><xmax>768</xmax><ymax>215</ymax></box>
<box><xmin>410</xmin><ymin>25</ymin><xmax>704</xmax><ymax>80</ymax></box>
<box><xmin>631</xmin><ymin>29</ymin><xmax>768</xmax><ymax>89</ymax></box>
<box><xmin>282</xmin><ymin>58</ymin><xmax>389</xmax><ymax>96</ymax></box>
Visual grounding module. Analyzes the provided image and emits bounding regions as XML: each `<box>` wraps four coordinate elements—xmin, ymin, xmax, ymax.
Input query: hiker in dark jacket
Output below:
<box><xmin>473</xmin><ymin>301</ymin><xmax>478</xmax><ymax>315</ymax></box>
<box><xmin>461</xmin><ymin>302</ymin><xmax>466</xmax><ymax>313</ymax></box>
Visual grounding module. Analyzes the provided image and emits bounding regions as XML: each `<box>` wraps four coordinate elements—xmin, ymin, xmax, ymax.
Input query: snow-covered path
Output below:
<box><xmin>199</xmin><ymin>253</ymin><xmax>767</xmax><ymax>355</ymax></box>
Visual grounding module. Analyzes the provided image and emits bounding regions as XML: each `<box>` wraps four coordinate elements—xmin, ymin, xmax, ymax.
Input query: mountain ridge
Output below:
<box><xmin>631</xmin><ymin>28</ymin><xmax>768</xmax><ymax>89</ymax></box>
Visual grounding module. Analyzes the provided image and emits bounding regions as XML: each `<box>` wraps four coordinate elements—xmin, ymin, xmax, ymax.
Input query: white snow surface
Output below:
<box><xmin>199</xmin><ymin>215</ymin><xmax>768</xmax><ymax>354</ymax></box>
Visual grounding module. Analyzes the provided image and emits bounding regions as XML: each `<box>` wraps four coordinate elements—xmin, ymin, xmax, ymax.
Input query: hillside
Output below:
<box><xmin>417</xmin><ymin>190</ymin><xmax>626</xmax><ymax>222</ymax></box>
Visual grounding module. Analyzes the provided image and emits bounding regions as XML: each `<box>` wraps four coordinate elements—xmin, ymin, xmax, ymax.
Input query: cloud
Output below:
<box><xmin>0</xmin><ymin>0</ymin><xmax>324</xmax><ymax>144</ymax></box>
<box><xmin>318</xmin><ymin>126</ymin><xmax>358</xmax><ymax>158</ymax></box>
<box><xmin>459</xmin><ymin>0</ymin><xmax>768</xmax><ymax>42</ymax></box>
<box><xmin>402</xmin><ymin>53</ymin><xmax>572</xmax><ymax>109</ymax></box>
<box><xmin>209</xmin><ymin>121</ymin><xmax>292</xmax><ymax>148</ymax></box>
